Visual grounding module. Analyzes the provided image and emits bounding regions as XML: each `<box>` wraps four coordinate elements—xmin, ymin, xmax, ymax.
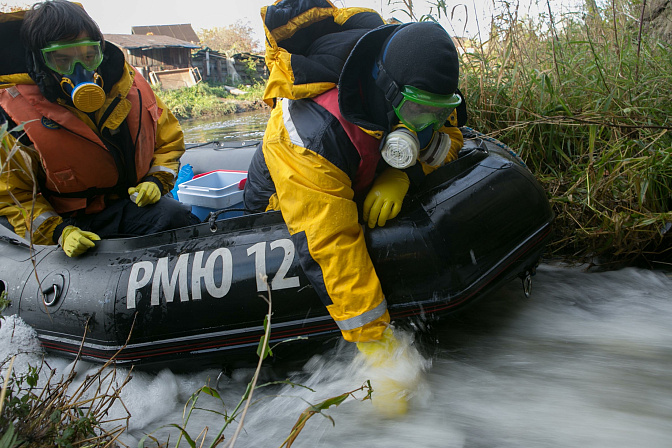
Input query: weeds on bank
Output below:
<box><xmin>1</xmin><ymin>294</ymin><xmax>131</xmax><ymax>447</ymax></box>
<box><xmin>0</xmin><ymin>358</ymin><xmax>131</xmax><ymax>448</ymax></box>
<box><xmin>443</xmin><ymin>0</ymin><xmax>672</xmax><ymax>264</ymax></box>
<box><xmin>153</xmin><ymin>82</ymin><xmax>266</xmax><ymax>120</ymax></box>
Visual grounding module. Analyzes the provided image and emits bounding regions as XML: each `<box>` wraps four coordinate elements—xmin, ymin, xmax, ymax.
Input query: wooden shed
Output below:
<box><xmin>191</xmin><ymin>49</ymin><xmax>267</xmax><ymax>85</ymax></box>
<box><xmin>104</xmin><ymin>33</ymin><xmax>200</xmax><ymax>86</ymax></box>
<box><xmin>131</xmin><ymin>24</ymin><xmax>200</xmax><ymax>45</ymax></box>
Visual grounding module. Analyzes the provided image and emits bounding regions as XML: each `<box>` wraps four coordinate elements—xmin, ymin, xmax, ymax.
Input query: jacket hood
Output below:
<box><xmin>337</xmin><ymin>24</ymin><xmax>400</xmax><ymax>132</ymax></box>
<box><xmin>260</xmin><ymin>0</ymin><xmax>384</xmax><ymax>106</ymax></box>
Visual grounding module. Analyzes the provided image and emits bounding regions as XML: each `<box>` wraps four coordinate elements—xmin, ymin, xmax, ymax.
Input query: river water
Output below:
<box><xmin>181</xmin><ymin>110</ymin><xmax>270</xmax><ymax>144</ymax></box>
<box><xmin>2</xmin><ymin>112</ymin><xmax>671</xmax><ymax>447</ymax></box>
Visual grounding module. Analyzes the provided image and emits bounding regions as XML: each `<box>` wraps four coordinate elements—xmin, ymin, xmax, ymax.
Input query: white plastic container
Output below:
<box><xmin>177</xmin><ymin>170</ymin><xmax>247</xmax><ymax>219</ymax></box>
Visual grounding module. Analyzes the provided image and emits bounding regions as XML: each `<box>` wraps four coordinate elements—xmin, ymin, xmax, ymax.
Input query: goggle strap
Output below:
<box><xmin>374</xmin><ymin>61</ymin><xmax>403</xmax><ymax>108</ymax></box>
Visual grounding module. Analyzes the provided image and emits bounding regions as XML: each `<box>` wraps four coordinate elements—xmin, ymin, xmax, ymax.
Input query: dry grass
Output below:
<box><xmin>451</xmin><ymin>0</ymin><xmax>672</xmax><ymax>266</ymax></box>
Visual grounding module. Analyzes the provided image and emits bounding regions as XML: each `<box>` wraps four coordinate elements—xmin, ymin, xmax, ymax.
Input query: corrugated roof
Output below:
<box><xmin>131</xmin><ymin>24</ymin><xmax>200</xmax><ymax>44</ymax></box>
<box><xmin>104</xmin><ymin>34</ymin><xmax>200</xmax><ymax>50</ymax></box>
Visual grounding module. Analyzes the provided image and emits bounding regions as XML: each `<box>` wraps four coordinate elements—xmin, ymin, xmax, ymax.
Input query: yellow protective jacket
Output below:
<box><xmin>0</xmin><ymin>45</ymin><xmax>184</xmax><ymax>245</ymax></box>
<box><xmin>245</xmin><ymin>0</ymin><xmax>463</xmax><ymax>342</ymax></box>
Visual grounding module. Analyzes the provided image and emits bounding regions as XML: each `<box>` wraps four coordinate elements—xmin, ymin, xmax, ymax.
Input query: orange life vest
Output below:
<box><xmin>0</xmin><ymin>71</ymin><xmax>160</xmax><ymax>214</ymax></box>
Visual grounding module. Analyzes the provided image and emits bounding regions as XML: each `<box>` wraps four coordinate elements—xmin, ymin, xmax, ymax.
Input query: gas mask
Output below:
<box><xmin>380</xmin><ymin>124</ymin><xmax>452</xmax><ymax>169</ymax></box>
<box><xmin>59</xmin><ymin>63</ymin><xmax>105</xmax><ymax>113</ymax></box>
<box><xmin>41</xmin><ymin>39</ymin><xmax>106</xmax><ymax>113</ymax></box>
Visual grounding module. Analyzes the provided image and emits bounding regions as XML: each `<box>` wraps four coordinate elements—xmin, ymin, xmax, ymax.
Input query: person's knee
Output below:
<box><xmin>155</xmin><ymin>197</ymin><xmax>201</xmax><ymax>229</ymax></box>
<box><xmin>119</xmin><ymin>197</ymin><xmax>199</xmax><ymax>235</ymax></box>
<box><xmin>0</xmin><ymin>215</ymin><xmax>12</xmax><ymax>230</ymax></box>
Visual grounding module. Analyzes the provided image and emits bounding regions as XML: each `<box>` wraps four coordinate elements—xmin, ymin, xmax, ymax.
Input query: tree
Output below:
<box><xmin>1</xmin><ymin>4</ymin><xmax>29</xmax><ymax>12</ymax></box>
<box><xmin>643</xmin><ymin>0</ymin><xmax>672</xmax><ymax>44</ymax></box>
<box><xmin>197</xmin><ymin>21</ymin><xmax>262</xmax><ymax>55</ymax></box>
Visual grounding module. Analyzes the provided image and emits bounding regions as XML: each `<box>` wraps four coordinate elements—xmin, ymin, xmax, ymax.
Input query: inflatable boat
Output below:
<box><xmin>0</xmin><ymin>129</ymin><xmax>554</xmax><ymax>369</ymax></box>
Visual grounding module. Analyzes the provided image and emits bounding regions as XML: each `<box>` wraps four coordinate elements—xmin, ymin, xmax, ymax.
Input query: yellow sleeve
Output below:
<box><xmin>262</xmin><ymin>132</ymin><xmax>389</xmax><ymax>343</ymax></box>
<box><xmin>0</xmin><ymin>133</ymin><xmax>62</xmax><ymax>244</ymax></box>
<box><xmin>149</xmin><ymin>95</ymin><xmax>185</xmax><ymax>193</ymax></box>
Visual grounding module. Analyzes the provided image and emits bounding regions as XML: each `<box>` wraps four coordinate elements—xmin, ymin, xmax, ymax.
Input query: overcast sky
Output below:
<box><xmin>4</xmin><ymin>0</ymin><xmax>578</xmax><ymax>43</ymax></box>
<box><xmin>76</xmin><ymin>0</ymin><xmax>495</xmax><ymax>35</ymax></box>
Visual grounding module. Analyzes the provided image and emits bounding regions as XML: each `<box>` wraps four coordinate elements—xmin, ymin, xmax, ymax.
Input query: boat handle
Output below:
<box><xmin>43</xmin><ymin>285</ymin><xmax>59</xmax><ymax>306</ymax></box>
<box><xmin>522</xmin><ymin>272</ymin><xmax>532</xmax><ymax>298</ymax></box>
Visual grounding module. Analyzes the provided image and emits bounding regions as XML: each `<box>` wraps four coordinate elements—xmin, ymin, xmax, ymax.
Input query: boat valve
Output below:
<box><xmin>208</xmin><ymin>212</ymin><xmax>218</xmax><ymax>233</ymax></box>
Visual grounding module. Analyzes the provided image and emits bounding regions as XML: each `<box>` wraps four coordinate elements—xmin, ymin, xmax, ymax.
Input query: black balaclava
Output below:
<box><xmin>376</xmin><ymin>22</ymin><xmax>459</xmax><ymax>95</ymax></box>
<box><xmin>26</xmin><ymin>50</ymin><xmax>64</xmax><ymax>103</ymax></box>
<box><xmin>339</xmin><ymin>22</ymin><xmax>460</xmax><ymax>133</ymax></box>
<box><xmin>372</xmin><ymin>22</ymin><xmax>460</xmax><ymax>130</ymax></box>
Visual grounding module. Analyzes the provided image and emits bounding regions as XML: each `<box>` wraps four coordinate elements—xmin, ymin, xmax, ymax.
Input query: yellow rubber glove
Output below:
<box><xmin>58</xmin><ymin>225</ymin><xmax>100</xmax><ymax>257</ymax></box>
<box><xmin>356</xmin><ymin>328</ymin><xmax>422</xmax><ymax>418</ymax></box>
<box><xmin>362</xmin><ymin>167</ymin><xmax>410</xmax><ymax>229</ymax></box>
<box><xmin>128</xmin><ymin>181</ymin><xmax>161</xmax><ymax>207</ymax></box>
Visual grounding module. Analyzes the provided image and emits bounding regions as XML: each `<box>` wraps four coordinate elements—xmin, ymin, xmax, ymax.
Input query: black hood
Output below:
<box><xmin>338</xmin><ymin>24</ymin><xmax>400</xmax><ymax>132</ymax></box>
<box><xmin>338</xmin><ymin>22</ymin><xmax>460</xmax><ymax>133</ymax></box>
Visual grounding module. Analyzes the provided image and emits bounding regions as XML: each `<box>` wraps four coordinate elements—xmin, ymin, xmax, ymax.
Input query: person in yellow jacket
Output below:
<box><xmin>0</xmin><ymin>1</ymin><xmax>198</xmax><ymax>257</ymax></box>
<box><xmin>245</xmin><ymin>1</ymin><xmax>466</xmax><ymax>416</ymax></box>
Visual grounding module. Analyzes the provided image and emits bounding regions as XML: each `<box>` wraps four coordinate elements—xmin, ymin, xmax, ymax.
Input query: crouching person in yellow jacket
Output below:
<box><xmin>244</xmin><ymin>1</ymin><xmax>466</xmax><ymax>417</ymax></box>
<box><xmin>0</xmin><ymin>1</ymin><xmax>199</xmax><ymax>257</ymax></box>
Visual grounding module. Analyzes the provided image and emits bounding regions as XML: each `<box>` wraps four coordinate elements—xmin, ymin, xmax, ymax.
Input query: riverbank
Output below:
<box><xmin>154</xmin><ymin>82</ymin><xmax>269</xmax><ymax>121</ymax></box>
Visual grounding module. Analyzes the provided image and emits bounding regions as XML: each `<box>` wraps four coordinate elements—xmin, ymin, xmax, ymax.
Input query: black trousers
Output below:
<box><xmin>1</xmin><ymin>197</ymin><xmax>201</xmax><ymax>240</ymax></box>
<box><xmin>63</xmin><ymin>196</ymin><xmax>202</xmax><ymax>239</ymax></box>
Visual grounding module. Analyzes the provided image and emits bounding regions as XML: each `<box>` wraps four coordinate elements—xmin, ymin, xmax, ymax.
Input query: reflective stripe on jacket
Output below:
<box><xmin>245</xmin><ymin>95</ymin><xmax>390</xmax><ymax>342</ymax></box>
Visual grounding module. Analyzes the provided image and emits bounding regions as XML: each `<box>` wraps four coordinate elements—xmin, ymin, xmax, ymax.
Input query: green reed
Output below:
<box><xmin>454</xmin><ymin>1</ymin><xmax>672</xmax><ymax>265</ymax></box>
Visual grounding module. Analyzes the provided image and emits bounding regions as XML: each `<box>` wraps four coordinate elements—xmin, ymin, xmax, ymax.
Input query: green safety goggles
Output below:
<box><xmin>393</xmin><ymin>85</ymin><xmax>462</xmax><ymax>132</ymax></box>
<box><xmin>41</xmin><ymin>39</ymin><xmax>103</xmax><ymax>75</ymax></box>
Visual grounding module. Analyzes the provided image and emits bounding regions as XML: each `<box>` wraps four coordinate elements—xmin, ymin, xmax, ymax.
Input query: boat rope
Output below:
<box><xmin>184</xmin><ymin>141</ymin><xmax>213</xmax><ymax>150</ymax></box>
<box><xmin>185</xmin><ymin>140</ymin><xmax>260</xmax><ymax>151</ymax></box>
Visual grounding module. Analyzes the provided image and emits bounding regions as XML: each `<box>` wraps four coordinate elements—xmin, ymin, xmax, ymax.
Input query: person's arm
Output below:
<box><xmin>129</xmin><ymin>95</ymin><xmax>185</xmax><ymax>207</ymax></box>
<box><xmin>0</xmin><ymin>134</ymin><xmax>62</xmax><ymax>244</ymax></box>
<box><xmin>145</xmin><ymin>95</ymin><xmax>185</xmax><ymax>194</ymax></box>
<box><xmin>263</xmin><ymin>135</ymin><xmax>390</xmax><ymax>343</ymax></box>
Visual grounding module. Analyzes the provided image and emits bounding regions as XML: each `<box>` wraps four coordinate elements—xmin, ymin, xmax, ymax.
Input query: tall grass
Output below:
<box><xmin>451</xmin><ymin>1</ymin><xmax>672</xmax><ymax>265</ymax></box>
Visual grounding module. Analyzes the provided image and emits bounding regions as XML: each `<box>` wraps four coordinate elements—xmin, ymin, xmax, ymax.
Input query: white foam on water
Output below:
<box><xmin>2</xmin><ymin>264</ymin><xmax>672</xmax><ymax>447</ymax></box>
<box><xmin>0</xmin><ymin>315</ymin><xmax>44</xmax><ymax>376</ymax></box>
